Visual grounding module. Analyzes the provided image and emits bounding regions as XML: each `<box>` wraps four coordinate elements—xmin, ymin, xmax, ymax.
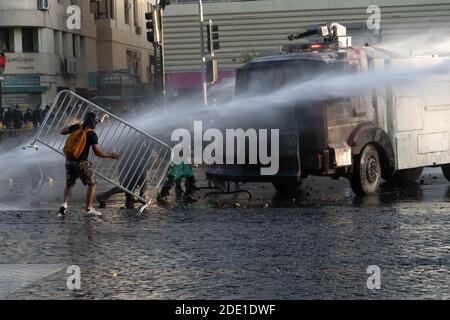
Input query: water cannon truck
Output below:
<box><xmin>206</xmin><ymin>23</ymin><xmax>450</xmax><ymax>195</ymax></box>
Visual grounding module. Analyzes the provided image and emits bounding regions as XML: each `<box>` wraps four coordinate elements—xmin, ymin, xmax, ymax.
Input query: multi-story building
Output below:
<box><xmin>0</xmin><ymin>0</ymin><xmax>98</xmax><ymax>108</ymax></box>
<box><xmin>165</xmin><ymin>0</ymin><xmax>450</xmax><ymax>98</ymax></box>
<box><xmin>89</xmin><ymin>0</ymin><xmax>156</xmax><ymax>108</ymax></box>
<box><xmin>91</xmin><ymin>0</ymin><xmax>154</xmax><ymax>82</ymax></box>
<box><xmin>0</xmin><ymin>0</ymin><xmax>155</xmax><ymax>110</ymax></box>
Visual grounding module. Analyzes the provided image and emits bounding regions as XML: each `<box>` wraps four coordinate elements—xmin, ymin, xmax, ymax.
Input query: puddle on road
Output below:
<box><xmin>194</xmin><ymin>168</ymin><xmax>450</xmax><ymax>210</ymax></box>
<box><xmin>1</xmin><ymin>167</ymin><xmax>450</xmax><ymax>212</ymax></box>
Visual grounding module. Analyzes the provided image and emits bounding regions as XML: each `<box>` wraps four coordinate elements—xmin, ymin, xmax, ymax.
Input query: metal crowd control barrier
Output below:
<box><xmin>27</xmin><ymin>90</ymin><xmax>174</xmax><ymax>215</ymax></box>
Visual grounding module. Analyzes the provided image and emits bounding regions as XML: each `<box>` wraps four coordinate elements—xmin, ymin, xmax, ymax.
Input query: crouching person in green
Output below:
<box><xmin>157</xmin><ymin>162</ymin><xmax>197</xmax><ymax>203</ymax></box>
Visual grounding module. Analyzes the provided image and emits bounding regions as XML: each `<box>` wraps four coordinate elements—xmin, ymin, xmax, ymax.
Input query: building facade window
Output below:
<box><xmin>54</xmin><ymin>30</ymin><xmax>61</xmax><ymax>55</ymax></box>
<box><xmin>22</xmin><ymin>28</ymin><xmax>39</xmax><ymax>53</ymax></box>
<box><xmin>126</xmin><ymin>50</ymin><xmax>133</xmax><ymax>72</ymax></box>
<box><xmin>0</xmin><ymin>28</ymin><xmax>14</xmax><ymax>52</ymax></box>
<box><xmin>90</xmin><ymin>0</ymin><xmax>114</xmax><ymax>19</ymax></box>
<box><xmin>126</xmin><ymin>50</ymin><xmax>141</xmax><ymax>75</ymax></box>
<box><xmin>110</xmin><ymin>0</ymin><xmax>115</xmax><ymax>19</ymax></box>
<box><xmin>133</xmin><ymin>0</ymin><xmax>140</xmax><ymax>27</ymax></box>
<box><xmin>80</xmin><ymin>36</ymin><xmax>86</xmax><ymax>58</ymax></box>
<box><xmin>125</xmin><ymin>0</ymin><xmax>131</xmax><ymax>25</ymax></box>
<box><xmin>72</xmin><ymin>35</ymin><xmax>81</xmax><ymax>58</ymax></box>
<box><xmin>62</xmin><ymin>32</ymin><xmax>71</xmax><ymax>57</ymax></box>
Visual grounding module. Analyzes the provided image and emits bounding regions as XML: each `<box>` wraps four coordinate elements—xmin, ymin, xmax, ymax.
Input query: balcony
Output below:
<box><xmin>88</xmin><ymin>70</ymin><xmax>151</xmax><ymax>102</ymax></box>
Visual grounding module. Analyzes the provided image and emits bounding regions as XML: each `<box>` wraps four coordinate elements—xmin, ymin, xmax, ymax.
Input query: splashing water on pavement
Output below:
<box><xmin>1</xmin><ymin>34</ymin><xmax>450</xmax><ymax>208</ymax></box>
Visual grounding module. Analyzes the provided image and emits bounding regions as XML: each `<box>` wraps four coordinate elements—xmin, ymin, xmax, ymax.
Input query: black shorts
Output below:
<box><xmin>66</xmin><ymin>160</ymin><xmax>96</xmax><ymax>186</ymax></box>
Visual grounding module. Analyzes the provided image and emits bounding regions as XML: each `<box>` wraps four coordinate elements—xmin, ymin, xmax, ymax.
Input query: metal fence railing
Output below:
<box><xmin>27</xmin><ymin>90</ymin><xmax>173</xmax><ymax>215</ymax></box>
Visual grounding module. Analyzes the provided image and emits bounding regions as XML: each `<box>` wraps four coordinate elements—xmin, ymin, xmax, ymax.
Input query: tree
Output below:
<box><xmin>239</xmin><ymin>49</ymin><xmax>259</xmax><ymax>64</ymax></box>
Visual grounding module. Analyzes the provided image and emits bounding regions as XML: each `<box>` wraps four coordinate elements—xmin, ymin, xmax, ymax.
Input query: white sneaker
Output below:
<box><xmin>58</xmin><ymin>204</ymin><xmax>67</xmax><ymax>217</ymax></box>
<box><xmin>85</xmin><ymin>208</ymin><xmax>102</xmax><ymax>217</ymax></box>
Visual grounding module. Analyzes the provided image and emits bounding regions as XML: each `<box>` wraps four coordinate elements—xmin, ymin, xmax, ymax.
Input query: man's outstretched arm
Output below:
<box><xmin>92</xmin><ymin>144</ymin><xmax>120</xmax><ymax>160</ymax></box>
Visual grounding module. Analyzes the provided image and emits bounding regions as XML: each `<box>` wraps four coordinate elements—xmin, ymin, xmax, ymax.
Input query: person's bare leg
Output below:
<box><xmin>59</xmin><ymin>184</ymin><xmax>74</xmax><ymax>216</ymax></box>
<box><xmin>86</xmin><ymin>184</ymin><xmax>96</xmax><ymax>211</ymax></box>
<box><xmin>64</xmin><ymin>185</ymin><xmax>74</xmax><ymax>205</ymax></box>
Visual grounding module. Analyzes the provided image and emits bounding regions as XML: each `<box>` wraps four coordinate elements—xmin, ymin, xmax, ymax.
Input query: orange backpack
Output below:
<box><xmin>63</xmin><ymin>125</ymin><xmax>92</xmax><ymax>160</ymax></box>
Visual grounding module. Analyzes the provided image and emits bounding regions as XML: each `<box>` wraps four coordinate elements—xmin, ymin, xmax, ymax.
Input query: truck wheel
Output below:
<box><xmin>350</xmin><ymin>144</ymin><xmax>381</xmax><ymax>195</ymax></box>
<box><xmin>273</xmin><ymin>179</ymin><xmax>302</xmax><ymax>195</ymax></box>
<box><xmin>393</xmin><ymin>168</ymin><xmax>424</xmax><ymax>183</ymax></box>
<box><xmin>442</xmin><ymin>164</ymin><xmax>450</xmax><ymax>181</ymax></box>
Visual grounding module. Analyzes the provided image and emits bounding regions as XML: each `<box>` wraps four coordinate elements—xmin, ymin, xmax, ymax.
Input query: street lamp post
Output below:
<box><xmin>198</xmin><ymin>0</ymin><xmax>208</xmax><ymax>107</ymax></box>
<box><xmin>0</xmin><ymin>51</ymin><xmax>5</xmax><ymax>112</ymax></box>
<box><xmin>160</xmin><ymin>7</ymin><xmax>167</xmax><ymax>111</ymax></box>
<box><xmin>0</xmin><ymin>78</ymin><xmax>3</xmax><ymax>113</ymax></box>
<box><xmin>0</xmin><ymin>75</ymin><xmax>3</xmax><ymax>112</ymax></box>
<box><xmin>147</xmin><ymin>1</ymin><xmax>168</xmax><ymax>111</ymax></box>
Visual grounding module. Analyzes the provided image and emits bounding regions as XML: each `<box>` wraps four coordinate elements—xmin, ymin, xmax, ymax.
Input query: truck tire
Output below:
<box><xmin>273</xmin><ymin>179</ymin><xmax>302</xmax><ymax>195</ymax></box>
<box><xmin>392</xmin><ymin>168</ymin><xmax>424</xmax><ymax>183</ymax></box>
<box><xmin>350</xmin><ymin>144</ymin><xmax>381</xmax><ymax>195</ymax></box>
<box><xmin>442</xmin><ymin>164</ymin><xmax>450</xmax><ymax>181</ymax></box>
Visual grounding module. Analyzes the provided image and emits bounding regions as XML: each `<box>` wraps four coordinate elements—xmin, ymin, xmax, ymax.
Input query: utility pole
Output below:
<box><xmin>0</xmin><ymin>74</ymin><xmax>3</xmax><ymax>113</ymax></box>
<box><xmin>0</xmin><ymin>51</ymin><xmax>5</xmax><ymax>112</ymax></box>
<box><xmin>198</xmin><ymin>0</ymin><xmax>208</xmax><ymax>107</ymax></box>
<box><xmin>146</xmin><ymin>1</ymin><xmax>168</xmax><ymax>110</ymax></box>
<box><xmin>160</xmin><ymin>7</ymin><xmax>167</xmax><ymax>110</ymax></box>
<box><xmin>206</xmin><ymin>19</ymin><xmax>219</xmax><ymax>84</ymax></box>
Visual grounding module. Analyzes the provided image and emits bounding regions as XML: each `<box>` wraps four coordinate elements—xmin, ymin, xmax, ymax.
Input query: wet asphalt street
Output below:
<box><xmin>1</xmin><ymin>167</ymin><xmax>450</xmax><ymax>299</ymax></box>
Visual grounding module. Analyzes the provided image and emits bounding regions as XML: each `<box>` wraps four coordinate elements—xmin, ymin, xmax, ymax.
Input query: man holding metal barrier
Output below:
<box><xmin>28</xmin><ymin>90</ymin><xmax>173</xmax><ymax>215</ymax></box>
<box><xmin>59</xmin><ymin>112</ymin><xmax>120</xmax><ymax>217</ymax></box>
<box><xmin>96</xmin><ymin>138</ymin><xmax>149</xmax><ymax>209</ymax></box>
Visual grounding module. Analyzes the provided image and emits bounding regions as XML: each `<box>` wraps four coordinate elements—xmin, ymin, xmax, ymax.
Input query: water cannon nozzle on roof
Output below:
<box><xmin>287</xmin><ymin>22</ymin><xmax>348</xmax><ymax>43</ymax></box>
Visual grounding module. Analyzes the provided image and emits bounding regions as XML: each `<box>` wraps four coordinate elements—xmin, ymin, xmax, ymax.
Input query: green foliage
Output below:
<box><xmin>240</xmin><ymin>49</ymin><xmax>259</xmax><ymax>64</ymax></box>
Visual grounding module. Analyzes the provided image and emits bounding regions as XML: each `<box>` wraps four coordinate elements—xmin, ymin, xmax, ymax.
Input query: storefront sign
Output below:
<box><xmin>6</xmin><ymin>55</ymin><xmax>35</xmax><ymax>64</ymax></box>
<box><xmin>2</xmin><ymin>93</ymin><xmax>41</xmax><ymax>109</ymax></box>
<box><xmin>6</xmin><ymin>54</ymin><xmax>36</xmax><ymax>71</ymax></box>
<box><xmin>3</xmin><ymin>75</ymin><xmax>41</xmax><ymax>87</ymax></box>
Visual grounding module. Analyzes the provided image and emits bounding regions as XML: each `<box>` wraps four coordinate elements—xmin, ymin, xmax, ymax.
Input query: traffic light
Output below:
<box><xmin>145</xmin><ymin>10</ymin><xmax>160</xmax><ymax>44</ymax></box>
<box><xmin>207</xmin><ymin>20</ymin><xmax>220</xmax><ymax>54</ymax></box>
<box><xmin>159</xmin><ymin>0</ymin><xmax>171</xmax><ymax>9</ymax></box>
<box><xmin>206</xmin><ymin>59</ymin><xmax>218</xmax><ymax>84</ymax></box>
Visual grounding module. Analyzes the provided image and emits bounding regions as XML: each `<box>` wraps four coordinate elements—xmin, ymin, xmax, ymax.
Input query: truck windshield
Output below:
<box><xmin>235</xmin><ymin>59</ymin><xmax>342</xmax><ymax>96</ymax></box>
